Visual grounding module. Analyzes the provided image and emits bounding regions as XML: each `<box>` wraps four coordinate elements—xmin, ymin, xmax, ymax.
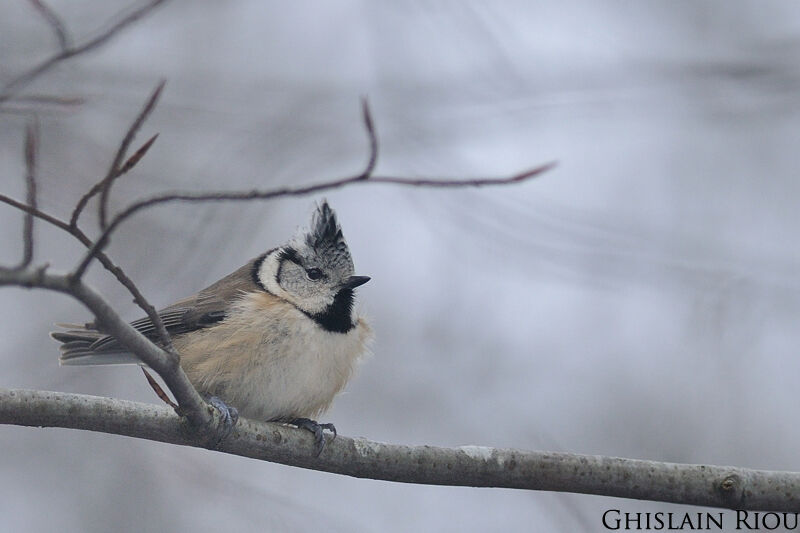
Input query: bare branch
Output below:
<box><xmin>0</xmin><ymin>185</ymin><xmax>175</xmax><ymax>352</ymax></box>
<box><xmin>1</xmin><ymin>122</ymin><xmax>39</xmax><ymax>272</ymax></box>
<box><xmin>69</xmin><ymin>81</ymin><xmax>164</xmax><ymax>230</ymax></box>
<box><xmin>0</xmin><ymin>170</ymin><xmax>172</xmax><ymax>355</ymax></box>
<box><xmin>72</xmin><ymin>162</ymin><xmax>556</xmax><ymax>279</ymax></box>
<box><xmin>0</xmin><ymin>193</ymin><xmax>72</xmax><ymax>235</ymax></box>
<box><xmin>1</xmin><ymin>85</ymin><xmax>555</xmax><ymax>486</ymax></box>
<box><xmin>142</xmin><ymin>367</ymin><xmax>177</xmax><ymax>409</ymax></box>
<box><xmin>98</xmin><ymin>81</ymin><xmax>164</xmax><ymax>229</ymax></box>
<box><xmin>0</xmin><ymin>268</ymin><xmax>208</xmax><ymax>427</ymax></box>
<box><xmin>118</xmin><ymin>133</ymin><xmax>159</xmax><ymax>176</ymax></box>
<box><xmin>93</xmin><ymin>254</ymin><xmax>175</xmax><ymax>353</ymax></box>
<box><xmin>1</xmin><ymin>94</ymin><xmax>85</xmax><ymax>107</ymax></box>
<box><xmin>359</xmin><ymin>97</ymin><xmax>378</xmax><ymax>179</ymax></box>
<box><xmin>0</xmin><ymin>0</ymin><xmax>167</xmax><ymax>104</ymax></box>
<box><xmin>1</xmin><ymin>387</ymin><xmax>798</xmax><ymax>511</ymax></box>
<box><xmin>20</xmin><ymin>121</ymin><xmax>38</xmax><ymax>269</ymax></box>
<box><xmin>28</xmin><ymin>0</ymin><xmax>70</xmax><ymax>52</ymax></box>
<box><xmin>370</xmin><ymin>163</ymin><xmax>557</xmax><ymax>187</ymax></box>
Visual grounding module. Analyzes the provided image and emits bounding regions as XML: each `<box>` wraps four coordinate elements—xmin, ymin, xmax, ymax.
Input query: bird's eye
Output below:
<box><xmin>305</xmin><ymin>268</ymin><xmax>324</xmax><ymax>281</ymax></box>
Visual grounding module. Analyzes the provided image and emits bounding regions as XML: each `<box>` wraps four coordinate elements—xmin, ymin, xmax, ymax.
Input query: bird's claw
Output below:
<box><xmin>291</xmin><ymin>418</ymin><xmax>336</xmax><ymax>456</ymax></box>
<box><xmin>208</xmin><ymin>396</ymin><xmax>238</xmax><ymax>447</ymax></box>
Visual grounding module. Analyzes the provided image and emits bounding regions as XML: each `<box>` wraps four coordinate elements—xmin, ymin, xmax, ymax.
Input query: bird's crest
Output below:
<box><xmin>306</xmin><ymin>201</ymin><xmax>345</xmax><ymax>252</ymax></box>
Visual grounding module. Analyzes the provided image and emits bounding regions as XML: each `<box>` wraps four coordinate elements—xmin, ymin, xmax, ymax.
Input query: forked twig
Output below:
<box><xmin>70</xmin><ymin>80</ymin><xmax>165</xmax><ymax>230</ymax></box>
<box><xmin>0</xmin><ymin>0</ymin><xmax>167</xmax><ymax>104</ymax></box>
<box><xmin>98</xmin><ymin>81</ymin><xmax>165</xmax><ymax>229</ymax></box>
<box><xmin>28</xmin><ymin>0</ymin><xmax>70</xmax><ymax>52</ymax></box>
<box><xmin>72</xmin><ymin>163</ymin><xmax>554</xmax><ymax>279</ymax></box>
<box><xmin>1</xmin><ymin>82</ymin><xmax>554</xmax><ymax>431</ymax></box>
<box><xmin>0</xmin><ymin>130</ymin><xmax>174</xmax><ymax>353</ymax></box>
<box><xmin>0</xmin><ymin>190</ymin><xmax>174</xmax><ymax>353</ymax></box>
<box><xmin>70</xmin><ymin>99</ymin><xmax>555</xmax><ymax>279</ymax></box>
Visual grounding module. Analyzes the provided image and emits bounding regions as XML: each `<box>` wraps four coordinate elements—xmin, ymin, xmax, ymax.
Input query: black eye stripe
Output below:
<box><xmin>279</xmin><ymin>246</ymin><xmax>303</xmax><ymax>266</ymax></box>
<box><xmin>278</xmin><ymin>247</ymin><xmax>328</xmax><ymax>281</ymax></box>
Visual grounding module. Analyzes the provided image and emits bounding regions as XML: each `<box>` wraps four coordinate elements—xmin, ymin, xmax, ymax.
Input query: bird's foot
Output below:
<box><xmin>290</xmin><ymin>418</ymin><xmax>336</xmax><ymax>456</ymax></box>
<box><xmin>207</xmin><ymin>396</ymin><xmax>239</xmax><ymax>447</ymax></box>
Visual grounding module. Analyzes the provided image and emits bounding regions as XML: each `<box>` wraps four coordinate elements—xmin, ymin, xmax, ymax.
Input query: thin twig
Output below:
<box><xmin>20</xmin><ymin>121</ymin><xmax>38</xmax><ymax>269</ymax></box>
<box><xmin>71</xmin><ymin>162</ymin><xmax>556</xmax><ymax>280</ymax></box>
<box><xmin>68</xmin><ymin>96</ymin><xmax>550</xmax><ymax>278</ymax></box>
<box><xmin>69</xmin><ymin>80</ymin><xmax>164</xmax><ymax>230</ymax></box>
<box><xmin>2</xmin><ymin>122</ymin><xmax>40</xmax><ymax>272</ymax></box>
<box><xmin>370</xmin><ymin>164</ymin><xmax>556</xmax><ymax>187</ymax></box>
<box><xmin>98</xmin><ymin>81</ymin><xmax>165</xmax><ymax>229</ymax></box>
<box><xmin>118</xmin><ymin>133</ymin><xmax>159</xmax><ymax>176</ymax></box>
<box><xmin>0</xmin><ymin>194</ymin><xmax>72</xmax><ymax>235</ymax></box>
<box><xmin>28</xmin><ymin>0</ymin><xmax>70</xmax><ymax>52</ymax></box>
<box><xmin>0</xmin><ymin>0</ymin><xmax>167</xmax><ymax>104</ymax></box>
<box><xmin>0</xmin><ymin>192</ymin><xmax>175</xmax><ymax>353</ymax></box>
<box><xmin>358</xmin><ymin>97</ymin><xmax>378</xmax><ymax>179</ymax></box>
<box><xmin>4</xmin><ymin>95</ymin><xmax>84</xmax><ymax>107</ymax></box>
<box><xmin>141</xmin><ymin>367</ymin><xmax>177</xmax><ymax>409</ymax></box>
<box><xmin>1</xmin><ymin>86</ymin><xmax>553</xmax><ymax>439</ymax></box>
<box><xmin>0</xmin><ymin>269</ymin><xmax>208</xmax><ymax>426</ymax></box>
<box><xmin>68</xmin><ymin>134</ymin><xmax>160</xmax><ymax>229</ymax></box>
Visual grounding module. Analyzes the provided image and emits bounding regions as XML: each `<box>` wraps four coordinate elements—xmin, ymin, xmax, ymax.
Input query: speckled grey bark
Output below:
<box><xmin>1</xmin><ymin>388</ymin><xmax>799</xmax><ymax>511</ymax></box>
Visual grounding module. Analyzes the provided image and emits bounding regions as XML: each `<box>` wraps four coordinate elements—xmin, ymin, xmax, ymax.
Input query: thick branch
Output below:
<box><xmin>0</xmin><ymin>388</ymin><xmax>797</xmax><ymax>511</ymax></box>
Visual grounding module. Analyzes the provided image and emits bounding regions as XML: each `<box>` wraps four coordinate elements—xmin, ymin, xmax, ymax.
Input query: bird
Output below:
<box><xmin>51</xmin><ymin>201</ymin><xmax>372</xmax><ymax>453</ymax></box>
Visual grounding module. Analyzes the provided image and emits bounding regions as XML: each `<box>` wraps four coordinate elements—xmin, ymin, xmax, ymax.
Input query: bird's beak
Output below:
<box><xmin>342</xmin><ymin>275</ymin><xmax>371</xmax><ymax>289</ymax></box>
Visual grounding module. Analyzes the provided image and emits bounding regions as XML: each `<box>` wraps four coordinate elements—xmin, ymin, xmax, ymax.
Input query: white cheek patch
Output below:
<box><xmin>259</xmin><ymin>252</ymin><xmax>287</xmax><ymax>298</ymax></box>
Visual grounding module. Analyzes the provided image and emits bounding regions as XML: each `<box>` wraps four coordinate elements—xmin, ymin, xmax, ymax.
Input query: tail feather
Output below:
<box><xmin>51</xmin><ymin>327</ymin><xmax>139</xmax><ymax>366</ymax></box>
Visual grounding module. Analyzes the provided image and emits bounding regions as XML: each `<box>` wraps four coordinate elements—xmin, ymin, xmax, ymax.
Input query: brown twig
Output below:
<box><xmin>0</xmin><ymin>271</ymin><xmax>210</xmax><ymax>427</ymax></box>
<box><xmin>0</xmin><ymin>0</ymin><xmax>167</xmax><ymax>105</ymax></box>
<box><xmin>2</xmin><ymin>122</ymin><xmax>39</xmax><ymax>272</ymax></box>
<box><xmin>70</xmin><ymin>81</ymin><xmax>164</xmax><ymax>230</ymax></box>
<box><xmin>98</xmin><ymin>81</ymin><xmax>164</xmax><ymax>229</ymax></box>
<box><xmin>118</xmin><ymin>133</ymin><xmax>159</xmax><ymax>176</ymax></box>
<box><xmin>1</xmin><ymin>95</ymin><xmax>85</xmax><ymax>107</ymax></box>
<box><xmin>141</xmin><ymin>367</ymin><xmax>177</xmax><ymax>409</ymax></box>
<box><xmin>0</xmin><ymin>194</ymin><xmax>72</xmax><ymax>235</ymax></box>
<box><xmin>358</xmin><ymin>97</ymin><xmax>378</xmax><ymax>179</ymax></box>
<box><xmin>71</xmin><ymin>162</ymin><xmax>555</xmax><ymax>280</ymax></box>
<box><xmin>1</xmin><ymin>89</ymin><xmax>171</xmax><ymax>354</ymax></box>
<box><xmin>70</xmin><ymin>94</ymin><xmax>553</xmax><ymax>278</ymax></box>
<box><xmin>1</xmin><ymin>86</ymin><xmax>553</xmax><ymax>436</ymax></box>
<box><xmin>20</xmin><ymin>121</ymin><xmax>38</xmax><ymax>270</ymax></box>
<box><xmin>0</xmin><ymin>180</ymin><xmax>175</xmax><ymax>353</ymax></box>
<box><xmin>28</xmin><ymin>0</ymin><xmax>70</xmax><ymax>52</ymax></box>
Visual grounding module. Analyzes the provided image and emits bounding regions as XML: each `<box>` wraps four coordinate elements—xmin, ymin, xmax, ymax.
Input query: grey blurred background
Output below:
<box><xmin>2</xmin><ymin>1</ymin><xmax>800</xmax><ymax>531</ymax></box>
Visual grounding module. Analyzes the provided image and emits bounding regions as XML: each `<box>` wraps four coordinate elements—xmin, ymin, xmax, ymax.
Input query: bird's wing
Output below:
<box><xmin>53</xmin><ymin>257</ymin><xmax>262</xmax><ymax>365</ymax></box>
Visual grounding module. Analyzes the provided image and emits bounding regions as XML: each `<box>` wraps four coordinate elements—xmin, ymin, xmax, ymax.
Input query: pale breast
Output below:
<box><xmin>177</xmin><ymin>291</ymin><xmax>372</xmax><ymax>421</ymax></box>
